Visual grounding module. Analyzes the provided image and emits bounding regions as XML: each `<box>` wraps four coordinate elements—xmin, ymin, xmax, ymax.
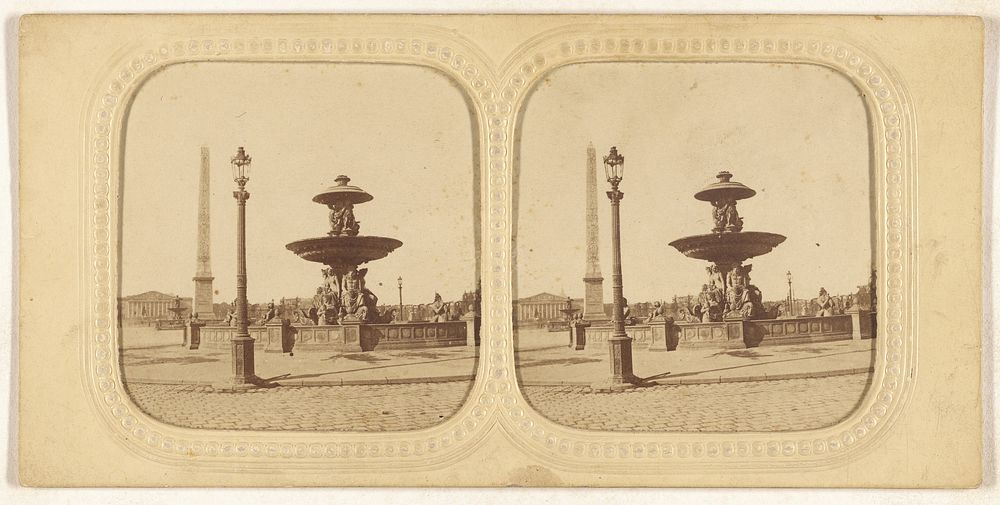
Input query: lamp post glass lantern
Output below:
<box><xmin>229</xmin><ymin>146</ymin><xmax>261</xmax><ymax>386</ymax></box>
<box><xmin>601</xmin><ymin>146</ymin><xmax>638</xmax><ymax>389</ymax></box>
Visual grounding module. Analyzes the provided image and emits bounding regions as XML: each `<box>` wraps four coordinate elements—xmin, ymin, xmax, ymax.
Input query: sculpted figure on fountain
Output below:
<box><xmin>697</xmin><ymin>282</ymin><xmax>725</xmax><ymax>322</ymax></box>
<box><xmin>711</xmin><ymin>199</ymin><xmax>743</xmax><ymax>233</ymax></box>
<box><xmin>721</xmin><ymin>263</ymin><xmax>767</xmax><ymax>320</ymax></box>
<box><xmin>707</xmin><ymin>265</ymin><xmax>726</xmax><ymax>292</ymax></box>
<box><xmin>328</xmin><ymin>200</ymin><xmax>360</xmax><ymax>237</ymax></box>
<box><xmin>341</xmin><ymin>267</ymin><xmax>379</xmax><ymax>322</ymax></box>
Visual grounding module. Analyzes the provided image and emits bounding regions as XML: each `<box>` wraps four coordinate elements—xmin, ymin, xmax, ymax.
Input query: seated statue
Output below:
<box><xmin>678</xmin><ymin>307</ymin><xmax>701</xmax><ymax>323</ymax></box>
<box><xmin>260</xmin><ymin>301</ymin><xmax>277</xmax><ymax>324</ymax></box>
<box><xmin>621</xmin><ymin>298</ymin><xmax>636</xmax><ymax>325</ymax></box>
<box><xmin>815</xmin><ymin>288</ymin><xmax>836</xmax><ymax>316</ymax></box>
<box><xmin>429</xmin><ymin>293</ymin><xmax>447</xmax><ymax>322</ymax></box>
<box><xmin>295</xmin><ymin>306</ymin><xmax>319</xmax><ymax>326</ymax></box>
<box><xmin>334</xmin><ymin>268</ymin><xmax>377</xmax><ymax>322</ymax></box>
<box><xmin>646</xmin><ymin>301</ymin><xmax>664</xmax><ymax>322</ymax></box>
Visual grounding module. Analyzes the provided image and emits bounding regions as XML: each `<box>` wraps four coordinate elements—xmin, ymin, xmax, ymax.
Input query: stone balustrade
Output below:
<box><xmin>191</xmin><ymin>314</ymin><xmax>479</xmax><ymax>353</ymax></box>
<box><xmin>568</xmin><ymin>310</ymin><xmax>875</xmax><ymax>351</ymax></box>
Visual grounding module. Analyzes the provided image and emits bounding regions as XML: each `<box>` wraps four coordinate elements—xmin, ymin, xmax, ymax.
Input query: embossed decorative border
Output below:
<box><xmin>82</xmin><ymin>19</ymin><xmax>915</xmax><ymax>475</ymax></box>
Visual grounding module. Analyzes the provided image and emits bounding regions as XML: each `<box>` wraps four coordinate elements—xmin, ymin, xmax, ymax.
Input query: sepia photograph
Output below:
<box><xmin>117</xmin><ymin>62</ymin><xmax>481</xmax><ymax>431</ymax></box>
<box><xmin>514</xmin><ymin>62</ymin><xmax>877</xmax><ymax>431</ymax></box>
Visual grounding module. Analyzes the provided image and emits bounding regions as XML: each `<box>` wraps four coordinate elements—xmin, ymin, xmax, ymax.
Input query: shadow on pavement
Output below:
<box><xmin>707</xmin><ymin>349</ymin><xmax>774</xmax><ymax>359</ymax></box>
<box><xmin>644</xmin><ymin>347</ymin><xmax>875</xmax><ymax>381</ymax></box>
<box><xmin>127</xmin><ymin>355</ymin><xmax>221</xmax><ymax>367</ymax></box>
<box><xmin>517</xmin><ymin>356</ymin><xmax>604</xmax><ymax>369</ymax></box>
<box><xmin>265</xmin><ymin>354</ymin><xmax>476</xmax><ymax>381</ymax></box>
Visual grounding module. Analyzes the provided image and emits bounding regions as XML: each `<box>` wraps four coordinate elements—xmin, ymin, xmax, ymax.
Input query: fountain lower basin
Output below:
<box><xmin>668</xmin><ymin>231</ymin><xmax>786</xmax><ymax>265</ymax></box>
<box><xmin>286</xmin><ymin>235</ymin><xmax>403</xmax><ymax>271</ymax></box>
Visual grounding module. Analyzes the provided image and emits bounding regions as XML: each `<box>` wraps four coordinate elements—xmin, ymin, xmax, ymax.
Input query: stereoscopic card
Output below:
<box><xmin>17</xmin><ymin>14</ymin><xmax>984</xmax><ymax>487</ymax></box>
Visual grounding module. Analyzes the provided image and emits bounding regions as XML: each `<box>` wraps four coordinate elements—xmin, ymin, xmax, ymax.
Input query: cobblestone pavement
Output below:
<box><xmin>522</xmin><ymin>373</ymin><xmax>872</xmax><ymax>432</ymax></box>
<box><xmin>126</xmin><ymin>381</ymin><xmax>472</xmax><ymax>431</ymax></box>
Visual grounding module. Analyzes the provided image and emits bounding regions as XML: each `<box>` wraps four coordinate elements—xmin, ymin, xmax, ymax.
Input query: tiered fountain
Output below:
<box><xmin>580</xmin><ymin>171</ymin><xmax>868</xmax><ymax>352</ymax></box>
<box><xmin>668</xmin><ymin>171</ymin><xmax>786</xmax><ymax>322</ymax></box>
<box><xmin>198</xmin><ymin>175</ymin><xmax>477</xmax><ymax>353</ymax></box>
<box><xmin>156</xmin><ymin>295</ymin><xmax>189</xmax><ymax>330</ymax></box>
<box><xmin>286</xmin><ymin>175</ymin><xmax>403</xmax><ymax>325</ymax></box>
<box><xmin>167</xmin><ymin>296</ymin><xmax>188</xmax><ymax>321</ymax></box>
<box><xmin>276</xmin><ymin>175</ymin><xmax>476</xmax><ymax>353</ymax></box>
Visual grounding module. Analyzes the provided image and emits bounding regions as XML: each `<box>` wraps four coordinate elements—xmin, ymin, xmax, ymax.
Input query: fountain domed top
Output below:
<box><xmin>694</xmin><ymin>171</ymin><xmax>756</xmax><ymax>202</ymax></box>
<box><xmin>313</xmin><ymin>175</ymin><xmax>375</xmax><ymax>206</ymax></box>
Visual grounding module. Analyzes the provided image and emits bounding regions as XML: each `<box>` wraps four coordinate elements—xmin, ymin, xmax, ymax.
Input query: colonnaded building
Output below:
<box><xmin>118</xmin><ymin>291</ymin><xmax>192</xmax><ymax>327</ymax></box>
<box><xmin>513</xmin><ymin>293</ymin><xmax>582</xmax><ymax>325</ymax></box>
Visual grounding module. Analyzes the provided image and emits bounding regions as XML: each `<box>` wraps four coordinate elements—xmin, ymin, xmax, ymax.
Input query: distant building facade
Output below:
<box><xmin>513</xmin><ymin>293</ymin><xmax>581</xmax><ymax>325</ymax></box>
<box><xmin>119</xmin><ymin>291</ymin><xmax>191</xmax><ymax>327</ymax></box>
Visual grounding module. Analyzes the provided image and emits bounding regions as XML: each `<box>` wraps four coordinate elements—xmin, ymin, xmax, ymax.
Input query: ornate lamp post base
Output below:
<box><xmin>591</xmin><ymin>335</ymin><xmax>641</xmax><ymax>391</ymax></box>
<box><xmin>212</xmin><ymin>334</ymin><xmax>273</xmax><ymax>390</ymax></box>
<box><xmin>229</xmin><ymin>335</ymin><xmax>263</xmax><ymax>386</ymax></box>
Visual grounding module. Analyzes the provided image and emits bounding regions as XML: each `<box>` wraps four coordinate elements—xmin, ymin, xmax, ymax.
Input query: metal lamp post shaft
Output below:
<box><xmin>235</xmin><ymin>186</ymin><xmax>249</xmax><ymax>337</ymax></box>
<box><xmin>231</xmin><ymin>181</ymin><xmax>256</xmax><ymax>384</ymax></box>
<box><xmin>609</xmin><ymin>181</ymin><xmax>626</xmax><ymax>338</ymax></box>
<box><xmin>604</xmin><ymin>175</ymin><xmax>636</xmax><ymax>388</ymax></box>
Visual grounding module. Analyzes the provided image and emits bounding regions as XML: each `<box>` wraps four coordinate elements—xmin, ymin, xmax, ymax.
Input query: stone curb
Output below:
<box><xmin>519</xmin><ymin>366</ymin><xmax>875</xmax><ymax>387</ymax></box>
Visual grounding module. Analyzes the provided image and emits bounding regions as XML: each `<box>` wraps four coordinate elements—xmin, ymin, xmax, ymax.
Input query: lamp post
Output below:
<box><xmin>229</xmin><ymin>146</ymin><xmax>262</xmax><ymax>387</ymax></box>
<box><xmin>598</xmin><ymin>146</ymin><xmax>639</xmax><ymax>390</ymax></box>
<box><xmin>786</xmin><ymin>270</ymin><xmax>794</xmax><ymax>318</ymax></box>
<box><xmin>397</xmin><ymin>276</ymin><xmax>404</xmax><ymax>322</ymax></box>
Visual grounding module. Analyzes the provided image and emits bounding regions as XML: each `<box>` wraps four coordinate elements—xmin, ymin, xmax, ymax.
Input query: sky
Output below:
<box><xmin>121</xmin><ymin>62</ymin><xmax>477</xmax><ymax>305</ymax></box>
<box><xmin>515</xmin><ymin>62</ymin><xmax>873</xmax><ymax>303</ymax></box>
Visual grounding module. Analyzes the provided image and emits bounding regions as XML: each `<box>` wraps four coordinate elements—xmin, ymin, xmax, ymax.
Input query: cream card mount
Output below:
<box><xmin>17</xmin><ymin>14</ymin><xmax>983</xmax><ymax>487</ymax></box>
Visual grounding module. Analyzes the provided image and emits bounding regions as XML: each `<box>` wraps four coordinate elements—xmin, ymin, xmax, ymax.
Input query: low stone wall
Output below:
<box><xmin>289</xmin><ymin>324</ymin><xmax>350</xmax><ymax>352</ymax></box>
<box><xmin>571</xmin><ymin>311</ymin><xmax>876</xmax><ymax>351</ymax></box>
<box><xmin>753</xmin><ymin>314</ymin><xmax>852</xmax><ymax>346</ymax></box>
<box><xmin>197</xmin><ymin>321</ymin><xmax>291</xmax><ymax>352</ymax></box>
<box><xmin>570</xmin><ymin>319</ymin><xmax>679</xmax><ymax>351</ymax></box>
<box><xmin>192</xmin><ymin>316</ymin><xmax>479</xmax><ymax>353</ymax></box>
<box><xmin>360</xmin><ymin>319</ymin><xmax>474</xmax><ymax>350</ymax></box>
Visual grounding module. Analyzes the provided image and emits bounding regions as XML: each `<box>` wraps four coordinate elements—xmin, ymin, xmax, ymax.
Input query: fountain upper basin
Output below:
<box><xmin>286</xmin><ymin>235</ymin><xmax>403</xmax><ymax>271</ymax></box>
<box><xmin>668</xmin><ymin>231</ymin><xmax>786</xmax><ymax>265</ymax></box>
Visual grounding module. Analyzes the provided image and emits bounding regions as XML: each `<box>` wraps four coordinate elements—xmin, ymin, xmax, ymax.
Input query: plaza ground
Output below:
<box><xmin>120</xmin><ymin>325</ymin><xmax>876</xmax><ymax>432</ymax></box>
<box><xmin>120</xmin><ymin>327</ymin><xmax>479</xmax><ymax>385</ymax></box>
<box><xmin>126</xmin><ymin>382</ymin><xmax>470</xmax><ymax>431</ymax></box>
<box><xmin>514</xmin><ymin>327</ymin><xmax>876</xmax><ymax>385</ymax></box>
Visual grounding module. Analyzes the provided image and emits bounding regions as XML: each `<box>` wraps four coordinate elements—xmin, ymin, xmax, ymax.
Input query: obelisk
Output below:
<box><xmin>582</xmin><ymin>142</ymin><xmax>608</xmax><ymax>320</ymax></box>
<box><xmin>192</xmin><ymin>146</ymin><xmax>215</xmax><ymax>319</ymax></box>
